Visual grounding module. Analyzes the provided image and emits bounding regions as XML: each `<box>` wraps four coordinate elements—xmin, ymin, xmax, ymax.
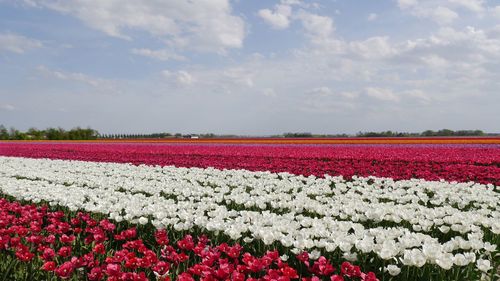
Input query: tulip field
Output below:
<box><xmin>0</xmin><ymin>139</ymin><xmax>499</xmax><ymax>281</ymax></box>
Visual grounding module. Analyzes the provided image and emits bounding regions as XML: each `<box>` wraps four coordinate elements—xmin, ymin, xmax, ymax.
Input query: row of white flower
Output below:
<box><xmin>0</xmin><ymin>156</ymin><xmax>497</xmax><ymax>274</ymax></box>
<box><xmin>2</xmin><ymin>156</ymin><xmax>498</xmax><ymax>236</ymax></box>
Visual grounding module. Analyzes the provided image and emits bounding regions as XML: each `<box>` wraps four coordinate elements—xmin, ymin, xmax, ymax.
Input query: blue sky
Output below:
<box><xmin>1</xmin><ymin>0</ymin><xmax>499</xmax><ymax>134</ymax></box>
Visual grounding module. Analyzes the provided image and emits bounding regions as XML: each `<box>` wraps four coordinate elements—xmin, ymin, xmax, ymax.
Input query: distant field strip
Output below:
<box><xmin>3</xmin><ymin>137</ymin><xmax>500</xmax><ymax>144</ymax></box>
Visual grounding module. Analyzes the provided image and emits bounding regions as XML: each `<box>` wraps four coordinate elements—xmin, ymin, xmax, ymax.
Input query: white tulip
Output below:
<box><xmin>476</xmin><ymin>259</ymin><xmax>491</xmax><ymax>273</ymax></box>
<box><xmin>453</xmin><ymin>253</ymin><xmax>468</xmax><ymax>266</ymax></box>
<box><xmin>385</xmin><ymin>264</ymin><xmax>401</xmax><ymax>276</ymax></box>
<box><xmin>309</xmin><ymin>250</ymin><xmax>321</xmax><ymax>260</ymax></box>
<box><xmin>342</xmin><ymin>251</ymin><xmax>358</xmax><ymax>262</ymax></box>
<box><xmin>138</xmin><ymin>217</ymin><xmax>149</xmax><ymax>225</ymax></box>
<box><xmin>435</xmin><ymin>253</ymin><xmax>454</xmax><ymax>270</ymax></box>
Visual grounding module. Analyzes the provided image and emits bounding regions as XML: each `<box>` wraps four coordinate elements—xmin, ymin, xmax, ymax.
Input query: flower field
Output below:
<box><xmin>0</xmin><ymin>142</ymin><xmax>499</xmax><ymax>185</ymax></box>
<box><xmin>0</xmin><ymin>140</ymin><xmax>499</xmax><ymax>280</ymax></box>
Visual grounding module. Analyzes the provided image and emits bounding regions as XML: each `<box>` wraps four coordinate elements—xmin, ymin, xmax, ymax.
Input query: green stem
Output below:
<box><xmin>1</xmin><ymin>258</ymin><xmax>18</xmax><ymax>281</ymax></box>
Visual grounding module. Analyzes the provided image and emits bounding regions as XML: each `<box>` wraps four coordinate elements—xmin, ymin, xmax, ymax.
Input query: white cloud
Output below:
<box><xmin>281</xmin><ymin>0</ymin><xmax>302</xmax><ymax>6</ymax></box>
<box><xmin>421</xmin><ymin>54</ymin><xmax>449</xmax><ymax>68</ymax></box>
<box><xmin>365</xmin><ymin>87</ymin><xmax>399</xmax><ymax>102</ymax></box>
<box><xmin>0</xmin><ymin>33</ymin><xmax>42</xmax><ymax>53</ymax></box>
<box><xmin>435</xmin><ymin>26</ymin><xmax>471</xmax><ymax>42</ymax></box>
<box><xmin>223</xmin><ymin>68</ymin><xmax>254</xmax><ymax>87</ymax></box>
<box><xmin>404</xmin><ymin>89</ymin><xmax>432</xmax><ymax>103</ymax></box>
<box><xmin>398</xmin><ymin>0</ymin><xmax>418</xmax><ymax>9</ymax></box>
<box><xmin>492</xmin><ymin>6</ymin><xmax>500</xmax><ymax>18</ymax></box>
<box><xmin>258</xmin><ymin>4</ymin><xmax>292</xmax><ymax>29</ymax></box>
<box><xmin>23</xmin><ymin>0</ymin><xmax>245</xmax><ymax>53</ymax></box>
<box><xmin>162</xmin><ymin>70</ymin><xmax>195</xmax><ymax>86</ymax></box>
<box><xmin>448</xmin><ymin>0</ymin><xmax>484</xmax><ymax>13</ymax></box>
<box><xmin>0</xmin><ymin>103</ymin><xmax>16</xmax><ymax>111</ymax></box>
<box><xmin>341</xmin><ymin>92</ymin><xmax>359</xmax><ymax>99</ymax></box>
<box><xmin>307</xmin><ymin>87</ymin><xmax>359</xmax><ymax>99</ymax></box>
<box><xmin>308</xmin><ymin>86</ymin><xmax>332</xmax><ymax>96</ymax></box>
<box><xmin>257</xmin><ymin>5</ymin><xmax>339</xmax><ymax>50</ymax></box>
<box><xmin>278</xmin><ymin>0</ymin><xmax>318</xmax><ymax>9</ymax></box>
<box><xmin>36</xmin><ymin>65</ymin><xmax>117</xmax><ymax>91</ymax></box>
<box><xmin>396</xmin><ymin>2</ymin><xmax>459</xmax><ymax>25</ymax></box>
<box><xmin>367</xmin><ymin>13</ymin><xmax>378</xmax><ymax>21</ymax></box>
<box><xmin>262</xmin><ymin>88</ymin><xmax>277</xmax><ymax>97</ymax></box>
<box><xmin>490</xmin><ymin>25</ymin><xmax>500</xmax><ymax>38</ymax></box>
<box><xmin>176</xmin><ymin>71</ymin><xmax>194</xmax><ymax>86</ymax></box>
<box><xmin>301</xmin><ymin>87</ymin><xmax>357</xmax><ymax>113</ymax></box>
<box><xmin>38</xmin><ymin>66</ymin><xmax>94</xmax><ymax>86</ymax></box>
<box><xmin>350</xmin><ymin>36</ymin><xmax>397</xmax><ymax>59</ymax></box>
<box><xmin>434</xmin><ymin>26</ymin><xmax>500</xmax><ymax>56</ymax></box>
<box><xmin>158</xmin><ymin>21</ymin><xmax>499</xmax><ymax>114</ymax></box>
<box><xmin>432</xmin><ymin>6</ymin><xmax>459</xmax><ymax>25</ymax></box>
<box><xmin>296</xmin><ymin>11</ymin><xmax>335</xmax><ymax>39</ymax></box>
<box><xmin>158</xmin><ymin>64</ymin><xmax>259</xmax><ymax>94</ymax></box>
<box><xmin>131</xmin><ymin>48</ymin><xmax>186</xmax><ymax>61</ymax></box>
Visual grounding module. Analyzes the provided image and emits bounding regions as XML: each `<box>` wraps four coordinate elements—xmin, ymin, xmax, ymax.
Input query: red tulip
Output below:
<box><xmin>42</xmin><ymin>247</ymin><xmax>55</xmax><ymax>261</ymax></box>
<box><xmin>93</xmin><ymin>243</ymin><xmax>106</xmax><ymax>255</ymax></box>
<box><xmin>57</xmin><ymin>246</ymin><xmax>72</xmax><ymax>258</ymax></box>
<box><xmin>99</xmin><ymin>219</ymin><xmax>116</xmax><ymax>232</ymax></box>
<box><xmin>54</xmin><ymin>261</ymin><xmax>75</xmax><ymax>279</ymax></box>
<box><xmin>310</xmin><ymin>257</ymin><xmax>335</xmax><ymax>276</ymax></box>
<box><xmin>105</xmin><ymin>263</ymin><xmax>121</xmax><ymax>277</ymax></box>
<box><xmin>155</xmin><ymin>229</ymin><xmax>170</xmax><ymax>246</ymax></box>
<box><xmin>177</xmin><ymin>272</ymin><xmax>195</xmax><ymax>281</ymax></box>
<box><xmin>330</xmin><ymin>275</ymin><xmax>344</xmax><ymax>281</ymax></box>
<box><xmin>177</xmin><ymin>235</ymin><xmax>195</xmax><ymax>251</ymax></box>
<box><xmin>15</xmin><ymin>248</ymin><xmax>35</xmax><ymax>262</ymax></box>
<box><xmin>296</xmin><ymin>252</ymin><xmax>310</xmax><ymax>266</ymax></box>
<box><xmin>41</xmin><ymin>261</ymin><xmax>56</xmax><ymax>271</ymax></box>
<box><xmin>88</xmin><ymin>266</ymin><xmax>103</xmax><ymax>281</ymax></box>
<box><xmin>341</xmin><ymin>261</ymin><xmax>361</xmax><ymax>278</ymax></box>
<box><xmin>153</xmin><ymin>261</ymin><xmax>170</xmax><ymax>276</ymax></box>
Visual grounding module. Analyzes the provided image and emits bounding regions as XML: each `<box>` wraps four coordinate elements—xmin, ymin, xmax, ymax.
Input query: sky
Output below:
<box><xmin>0</xmin><ymin>0</ymin><xmax>499</xmax><ymax>135</ymax></box>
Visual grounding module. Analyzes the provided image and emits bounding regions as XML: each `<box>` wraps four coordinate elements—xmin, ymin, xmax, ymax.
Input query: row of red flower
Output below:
<box><xmin>0</xmin><ymin>197</ymin><xmax>378</xmax><ymax>281</ymax></box>
<box><xmin>0</xmin><ymin>142</ymin><xmax>498</xmax><ymax>185</ymax></box>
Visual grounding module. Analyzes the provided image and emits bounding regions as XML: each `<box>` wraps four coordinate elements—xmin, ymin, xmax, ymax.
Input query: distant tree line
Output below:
<box><xmin>419</xmin><ymin>129</ymin><xmax>485</xmax><ymax>137</ymax></box>
<box><xmin>101</xmin><ymin>129</ymin><xmax>488</xmax><ymax>139</ymax></box>
<box><xmin>0</xmin><ymin>126</ymin><xmax>490</xmax><ymax>140</ymax></box>
<box><xmin>0</xmin><ymin>125</ymin><xmax>99</xmax><ymax>140</ymax></box>
<box><xmin>355</xmin><ymin>129</ymin><xmax>485</xmax><ymax>137</ymax></box>
<box><xmin>355</xmin><ymin>131</ymin><xmax>420</xmax><ymax>137</ymax></box>
<box><xmin>280</xmin><ymin>130</ymin><xmax>488</xmax><ymax>138</ymax></box>
<box><xmin>100</xmin><ymin>133</ymin><xmax>176</xmax><ymax>139</ymax></box>
<box><xmin>280</xmin><ymin>132</ymin><xmax>350</xmax><ymax>138</ymax></box>
<box><xmin>99</xmin><ymin>133</ymin><xmax>230</xmax><ymax>139</ymax></box>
